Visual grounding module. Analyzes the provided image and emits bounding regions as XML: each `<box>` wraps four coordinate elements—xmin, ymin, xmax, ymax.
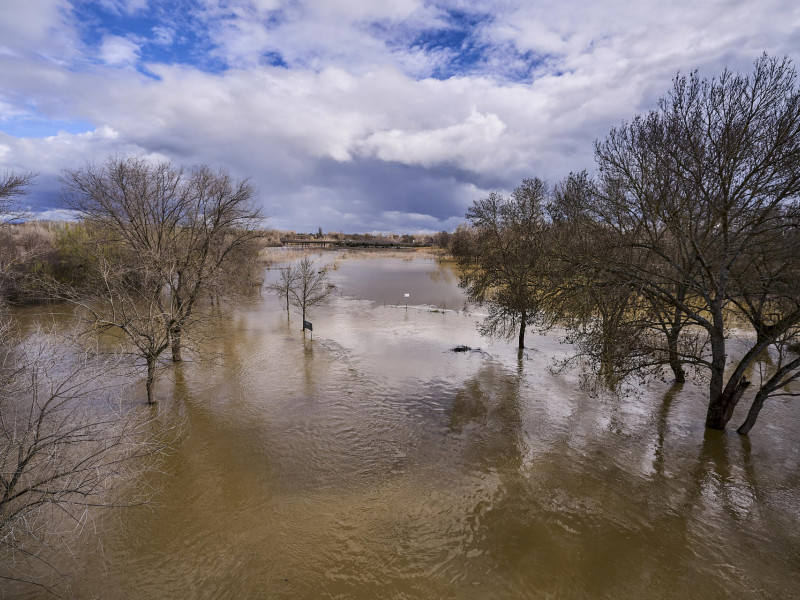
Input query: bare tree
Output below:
<box><xmin>452</xmin><ymin>178</ymin><xmax>550</xmax><ymax>350</ymax></box>
<box><xmin>162</xmin><ymin>165</ymin><xmax>264</xmax><ymax>360</ymax></box>
<box><xmin>94</xmin><ymin>259</ymin><xmax>171</xmax><ymax>405</ymax></box>
<box><xmin>0</xmin><ymin>323</ymin><xmax>172</xmax><ymax>596</ymax></box>
<box><xmin>288</xmin><ymin>257</ymin><xmax>335</xmax><ymax>327</ymax></box>
<box><xmin>547</xmin><ymin>170</ymin><xmax>698</xmax><ymax>388</ymax></box>
<box><xmin>55</xmin><ymin>246</ymin><xmax>172</xmax><ymax>405</ymax></box>
<box><xmin>268</xmin><ymin>266</ymin><xmax>299</xmax><ymax>315</ymax></box>
<box><xmin>0</xmin><ymin>171</ymin><xmax>35</xmax><ymax>225</ymax></box>
<box><xmin>61</xmin><ymin>157</ymin><xmax>265</xmax><ymax>363</ymax></box>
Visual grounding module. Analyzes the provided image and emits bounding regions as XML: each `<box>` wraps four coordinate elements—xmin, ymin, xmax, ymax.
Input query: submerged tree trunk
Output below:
<box><xmin>705</xmin><ymin>310</ymin><xmax>732</xmax><ymax>430</ymax></box>
<box><xmin>146</xmin><ymin>356</ymin><xmax>157</xmax><ymax>405</ymax></box>
<box><xmin>518</xmin><ymin>310</ymin><xmax>526</xmax><ymax>349</ymax></box>
<box><xmin>737</xmin><ymin>390</ymin><xmax>766</xmax><ymax>435</ymax></box>
<box><xmin>666</xmin><ymin>293</ymin><xmax>687</xmax><ymax>383</ymax></box>
<box><xmin>170</xmin><ymin>326</ymin><xmax>183</xmax><ymax>362</ymax></box>
<box><xmin>666</xmin><ymin>327</ymin><xmax>685</xmax><ymax>383</ymax></box>
<box><xmin>735</xmin><ymin>351</ymin><xmax>800</xmax><ymax>434</ymax></box>
<box><xmin>706</xmin><ymin>377</ymin><xmax>750</xmax><ymax>430</ymax></box>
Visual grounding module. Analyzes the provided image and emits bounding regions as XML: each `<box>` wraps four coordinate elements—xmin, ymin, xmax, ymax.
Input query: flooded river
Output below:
<box><xmin>35</xmin><ymin>250</ymin><xmax>800</xmax><ymax>598</ymax></box>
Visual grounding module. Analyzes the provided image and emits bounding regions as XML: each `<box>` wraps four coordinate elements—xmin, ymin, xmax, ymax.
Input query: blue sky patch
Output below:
<box><xmin>0</xmin><ymin>117</ymin><xmax>95</xmax><ymax>138</ymax></box>
<box><xmin>72</xmin><ymin>0</ymin><xmax>225</xmax><ymax>71</ymax></box>
<box><xmin>261</xmin><ymin>51</ymin><xmax>288</xmax><ymax>69</ymax></box>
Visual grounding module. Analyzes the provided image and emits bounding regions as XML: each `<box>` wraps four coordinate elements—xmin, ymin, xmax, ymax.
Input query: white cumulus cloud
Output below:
<box><xmin>99</xmin><ymin>35</ymin><xmax>140</xmax><ymax>66</ymax></box>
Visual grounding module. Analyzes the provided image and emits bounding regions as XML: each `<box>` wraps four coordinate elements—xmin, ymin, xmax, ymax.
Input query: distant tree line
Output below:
<box><xmin>279</xmin><ymin>229</ymin><xmax>452</xmax><ymax>247</ymax></box>
<box><xmin>452</xmin><ymin>54</ymin><xmax>800</xmax><ymax>435</ymax></box>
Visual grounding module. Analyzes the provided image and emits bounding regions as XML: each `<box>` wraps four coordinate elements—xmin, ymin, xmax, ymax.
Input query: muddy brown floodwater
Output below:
<box><xmin>31</xmin><ymin>250</ymin><xmax>800</xmax><ymax>598</ymax></box>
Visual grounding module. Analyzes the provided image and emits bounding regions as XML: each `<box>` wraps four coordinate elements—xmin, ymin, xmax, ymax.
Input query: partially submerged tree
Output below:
<box><xmin>452</xmin><ymin>178</ymin><xmax>550</xmax><ymax>350</ymax></box>
<box><xmin>58</xmin><ymin>252</ymin><xmax>173</xmax><ymax>405</ymax></box>
<box><xmin>288</xmin><ymin>257</ymin><xmax>335</xmax><ymax>327</ymax></box>
<box><xmin>162</xmin><ymin>165</ymin><xmax>263</xmax><ymax>360</ymax></box>
<box><xmin>61</xmin><ymin>156</ymin><xmax>264</xmax><ymax>363</ymax></box>
<box><xmin>268</xmin><ymin>266</ymin><xmax>299</xmax><ymax>315</ymax></box>
<box><xmin>547</xmin><ymin>170</ymin><xmax>698</xmax><ymax>388</ymax></box>
<box><xmin>565</xmin><ymin>54</ymin><xmax>800</xmax><ymax>432</ymax></box>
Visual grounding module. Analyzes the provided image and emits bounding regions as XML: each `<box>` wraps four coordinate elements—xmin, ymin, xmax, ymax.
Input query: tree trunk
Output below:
<box><xmin>705</xmin><ymin>310</ymin><xmax>730</xmax><ymax>429</ymax></box>
<box><xmin>518</xmin><ymin>310</ymin><xmax>526</xmax><ymax>349</ymax></box>
<box><xmin>737</xmin><ymin>390</ymin><xmax>766</xmax><ymax>435</ymax></box>
<box><xmin>172</xmin><ymin>275</ymin><xmax>185</xmax><ymax>358</ymax></box>
<box><xmin>736</xmin><ymin>353</ymin><xmax>800</xmax><ymax>434</ymax></box>
<box><xmin>146</xmin><ymin>356</ymin><xmax>156</xmax><ymax>405</ymax></box>
<box><xmin>708</xmin><ymin>313</ymin><xmax>726</xmax><ymax>405</ymax></box>
<box><xmin>170</xmin><ymin>326</ymin><xmax>183</xmax><ymax>362</ymax></box>
<box><xmin>666</xmin><ymin>326</ymin><xmax>685</xmax><ymax>383</ymax></box>
<box><xmin>600</xmin><ymin>345</ymin><xmax>618</xmax><ymax>389</ymax></box>
<box><xmin>705</xmin><ymin>376</ymin><xmax>750</xmax><ymax>430</ymax></box>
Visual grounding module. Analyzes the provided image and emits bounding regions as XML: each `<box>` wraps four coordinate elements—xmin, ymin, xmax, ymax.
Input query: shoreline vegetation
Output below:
<box><xmin>0</xmin><ymin>220</ymin><xmax>451</xmax><ymax>307</ymax></box>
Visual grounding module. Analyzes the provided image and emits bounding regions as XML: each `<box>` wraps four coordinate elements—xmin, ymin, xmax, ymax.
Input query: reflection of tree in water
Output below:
<box><xmin>445</xmin><ymin>368</ymin><xmax>795</xmax><ymax>598</ymax></box>
<box><xmin>440</xmin><ymin>362</ymin><xmax>531</xmax><ymax>593</ymax></box>
<box><xmin>426</xmin><ymin>262</ymin><xmax>458</xmax><ymax>286</ymax></box>
<box><xmin>302</xmin><ymin>335</ymin><xmax>315</xmax><ymax>394</ymax></box>
<box><xmin>448</xmin><ymin>380</ymin><xmax>488</xmax><ymax>432</ymax></box>
<box><xmin>656</xmin><ymin>428</ymin><xmax>800</xmax><ymax>596</ymax></box>
<box><xmin>680</xmin><ymin>430</ymin><xmax>764</xmax><ymax>524</ymax></box>
<box><xmin>650</xmin><ymin>383</ymin><xmax>764</xmax><ymax>520</ymax></box>
<box><xmin>652</xmin><ymin>382</ymin><xmax>683</xmax><ymax>478</ymax></box>
<box><xmin>447</xmin><ymin>363</ymin><xmax>523</xmax><ymax>471</ymax></box>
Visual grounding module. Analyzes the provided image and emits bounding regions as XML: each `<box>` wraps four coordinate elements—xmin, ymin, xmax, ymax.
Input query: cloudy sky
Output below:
<box><xmin>1</xmin><ymin>0</ymin><xmax>798</xmax><ymax>232</ymax></box>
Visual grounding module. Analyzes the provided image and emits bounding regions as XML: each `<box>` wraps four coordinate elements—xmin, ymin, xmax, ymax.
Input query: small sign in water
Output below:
<box><xmin>303</xmin><ymin>320</ymin><xmax>313</xmax><ymax>331</ymax></box>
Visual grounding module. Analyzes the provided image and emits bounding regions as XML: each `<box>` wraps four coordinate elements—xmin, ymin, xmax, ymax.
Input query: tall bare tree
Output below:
<box><xmin>162</xmin><ymin>165</ymin><xmax>263</xmax><ymax>360</ymax></box>
<box><xmin>568</xmin><ymin>54</ymin><xmax>800</xmax><ymax>431</ymax></box>
<box><xmin>547</xmin><ymin>170</ymin><xmax>699</xmax><ymax>388</ymax></box>
<box><xmin>61</xmin><ymin>156</ymin><xmax>265</xmax><ymax>366</ymax></box>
